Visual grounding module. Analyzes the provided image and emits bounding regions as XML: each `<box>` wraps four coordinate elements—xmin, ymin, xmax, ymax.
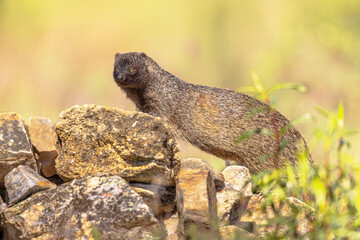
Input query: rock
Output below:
<box><xmin>219</xmin><ymin>225</ymin><xmax>258</xmax><ymax>240</ymax></box>
<box><xmin>0</xmin><ymin>112</ymin><xmax>37</xmax><ymax>187</ymax></box>
<box><xmin>237</xmin><ymin>221</ymin><xmax>256</xmax><ymax>234</ymax></box>
<box><xmin>0</xmin><ymin>196</ymin><xmax>3</xmax><ymax>238</ymax></box>
<box><xmin>241</xmin><ymin>194</ymin><xmax>314</xmax><ymax>238</ymax></box>
<box><xmin>176</xmin><ymin>169</ymin><xmax>217</xmax><ymax>236</ymax></box>
<box><xmin>164</xmin><ymin>213</ymin><xmax>179</xmax><ymax>240</ymax></box>
<box><xmin>0</xmin><ymin>188</ymin><xmax>6</xmax><ymax>205</ymax></box>
<box><xmin>0</xmin><ymin>195</ymin><xmax>6</xmax><ymax>232</ymax></box>
<box><xmin>130</xmin><ymin>183</ymin><xmax>176</xmax><ymax>217</ymax></box>
<box><xmin>29</xmin><ymin>116</ymin><xmax>59</xmax><ymax>177</ymax></box>
<box><xmin>2</xmin><ymin>175</ymin><xmax>164</xmax><ymax>239</ymax></box>
<box><xmin>55</xmin><ymin>104</ymin><xmax>180</xmax><ymax>186</ymax></box>
<box><xmin>217</xmin><ymin>166</ymin><xmax>252</xmax><ymax>225</ymax></box>
<box><xmin>4</xmin><ymin>165</ymin><xmax>56</xmax><ymax>204</ymax></box>
<box><xmin>0</xmin><ymin>195</ymin><xmax>6</xmax><ymax>212</ymax></box>
<box><xmin>180</xmin><ymin>158</ymin><xmax>225</xmax><ymax>187</ymax></box>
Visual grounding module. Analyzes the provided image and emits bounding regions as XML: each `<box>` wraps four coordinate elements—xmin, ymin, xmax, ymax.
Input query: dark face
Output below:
<box><xmin>113</xmin><ymin>52</ymin><xmax>147</xmax><ymax>88</ymax></box>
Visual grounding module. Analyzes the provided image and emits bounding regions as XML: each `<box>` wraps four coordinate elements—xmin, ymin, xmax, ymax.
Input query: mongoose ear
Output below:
<box><xmin>115</xmin><ymin>53</ymin><xmax>121</xmax><ymax>62</ymax></box>
<box><xmin>140</xmin><ymin>52</ymin><xmax>147</xmax><ymax>58</ymax></box>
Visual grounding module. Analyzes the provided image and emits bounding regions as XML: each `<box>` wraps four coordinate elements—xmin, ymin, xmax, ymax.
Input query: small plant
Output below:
<box><xmin>236</xmin><ymin>71</ymin><xmax>312</xmax><ymax>166</ymax></box>
<box><xmin>238</xmin><ymin>73</ymin><xmax>359</xmax><ymax>239</ymax></box>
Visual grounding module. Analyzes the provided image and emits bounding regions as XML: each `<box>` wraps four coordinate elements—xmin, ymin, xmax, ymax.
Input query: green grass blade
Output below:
<box><xmin>267</xmin><ymin>83</ymin><xmax>307</xmax><ymax>95</ymax></box>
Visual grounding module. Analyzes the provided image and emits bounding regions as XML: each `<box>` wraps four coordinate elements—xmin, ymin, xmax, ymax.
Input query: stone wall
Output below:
<box><xmin>0</xmin><ymin>104</ymin><xmax>310</xmax><ymax>239</ymax></box>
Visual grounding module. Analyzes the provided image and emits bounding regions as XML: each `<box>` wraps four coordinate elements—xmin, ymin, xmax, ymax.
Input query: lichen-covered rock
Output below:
<box><xmin>29</xmin><ymin>116</ymin><xmax>59</xmax><ymax>177</ymax></box>
<box><xmin>55</xmin><ymin>104</ymin><xmax>180</xmax><ymax>186</ymax></box>
<box><xmin>219</xmin><ymin>225</ymin><xmax>258</xmax><ymax>240</ymax></box>
<box><xmin>180</xmin><ymin>158</ymin><xmax>225</xmax><ymax>187</ymax></box>
<box><xmin>164</xmin><ymin>213</ymin><xmax>179</xmax><ymax>240</ymax></box>
<box><xmin>241</xmin><ymin>194</ymin><xmax>314</xmax><ymax>238</ymax></box>
<box><xmin>217</xmin><ymin>166</ymin><xmax>252</xmax><ymax>225</ymax></box>
<box><xmin>2</xmin><ymin>175</ymin><xmax>164</xmax><ymax>239</ymax></box>
<box><xmin>176</xmin><ymin>169</ymin><xmax>217</xmax><ymax>236</ymax></box>
<box><xmin>130</xmin><ymin>183</ymin><xmax>176</xmax><ymax>216</ymax></box>
<box><xmin>0</xmin><ymin>113</ymin><xmax>37</xmax><ymax>187</ymax></box>
<box><xmin>5</xmin><ymin>165</ymin><xmax>56</xmax><ymax>204</ymax></box>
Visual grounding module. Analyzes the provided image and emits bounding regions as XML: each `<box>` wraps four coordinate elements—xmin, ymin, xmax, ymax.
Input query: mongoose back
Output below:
<box><xmin>113</xmin><ymin>52</ymin><xmax>314</xmax><ymax>173</ymax></box>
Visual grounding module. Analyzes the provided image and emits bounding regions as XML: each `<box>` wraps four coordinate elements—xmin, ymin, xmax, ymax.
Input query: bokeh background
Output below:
<box><xmin>0</xmin><ymin>0</ymin><xmax>359</xmax><ymax>168</ymax></box>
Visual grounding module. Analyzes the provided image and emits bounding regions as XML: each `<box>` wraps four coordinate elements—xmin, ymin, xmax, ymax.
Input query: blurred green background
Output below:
<box><xmin>0</xmin><ymin>0</ymin><xmax>359</xmax><ymax>167</ymax></box>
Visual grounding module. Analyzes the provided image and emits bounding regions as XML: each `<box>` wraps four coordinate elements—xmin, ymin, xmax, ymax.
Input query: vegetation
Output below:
<box><xmin>240</xmin><ymin>78</ymin><xmax>360</xmax><ymax>239</ymax></box>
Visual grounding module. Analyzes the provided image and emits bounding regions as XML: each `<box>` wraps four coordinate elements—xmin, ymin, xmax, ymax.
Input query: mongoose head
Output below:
<box><xmin>113</xmin><ymin>52</ymin><xmax>148</xmax><ymax>88</ymax></box>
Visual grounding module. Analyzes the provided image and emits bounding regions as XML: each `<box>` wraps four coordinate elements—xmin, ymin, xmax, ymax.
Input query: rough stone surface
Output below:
<box><xmin>217</xmin><ymin>166</ymin><xmax>252</xmax><ymax>225</ymax></box>
<box><xmin>219</xmin><ymin>225</ymin><xmax>258</xmax><ymax>240</ymax></box>
<box><xmin>0</xmin><ymin>195</ymin><xmax>6</xmax><ymax>232</ymax></box>
<box><xmin>176</xmin><ymin>169</ymin><xmax>217</xmax><ymax>236</ymax></box>
<box><xmin>5</xmin><ymin>165</ymin><xmax>56</xmax><ymax>204</ymax></box>
<box><xmin>55</xmin><ymin>104</ymin><xmax>180</xmax><ymax>186</ymax></box>
<box><xmin>180</xmin><ymin>158</ymin><xmax>225</xmax><ymax>187</ymax></box>
<box><xmin>0</xmin><ymin>195</ymin><xmax>6</xmax><ymax>211</ymax></box>
<box><xmin>29</xmin><ymin>116</ymin><xmax>59</xmax><ymax>177</ymax></box>
<box><xmin>0</xmin><ymin>113</ymin><xmax>37</xmax><ymax>187</ymax></box>
<box><xmin>2</xmin><ymin>175</ymin><xmax>163</xmax><ymax>239</ymax></box>
<box><xmin>130</xmin><ymin>183</ymin><xmax>176</xmax><ymax>217</ymax></box>
<box><xmin>164</xmin><ymin>213</ymin><xmax>179</xmax><ymax>240</ymax></box>
<box><xmin>241</xmin><ymin>194</ymin><xmax>313</xmax><ymax>237</ymax></box>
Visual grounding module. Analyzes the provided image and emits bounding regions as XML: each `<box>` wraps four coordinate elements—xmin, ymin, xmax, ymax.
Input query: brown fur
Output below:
<box><xmin>113</xmin><ymin>52</ymin><xmax>314</xmax><ymax>173</ymax></box>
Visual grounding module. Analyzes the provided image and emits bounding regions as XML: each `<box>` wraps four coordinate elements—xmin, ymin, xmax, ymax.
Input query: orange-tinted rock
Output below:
<box><xmin>29</xmin><ymin>116</ymin><xmax>59</xmax><ymax>177</ymax></box>
<box><xmin>180</xmin><ymin>158</ymin><xmax>225</xmax><ymax>187</ymax></box>
<box><xmin>164</xmin><ymin>213</ymin><xmax>179</xmax><ymax>240</ymax></box>
<box><xmin>176</xmin><ymin>169</ymin><xmax>217</xmax><ymax>236</ymax></box>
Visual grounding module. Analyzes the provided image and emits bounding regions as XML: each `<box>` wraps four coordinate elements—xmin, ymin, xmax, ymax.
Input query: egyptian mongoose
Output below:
<box><xmin>113</xmin><ymin>52</ymin><xmax>314</xmax><ymax>173</ymax></box>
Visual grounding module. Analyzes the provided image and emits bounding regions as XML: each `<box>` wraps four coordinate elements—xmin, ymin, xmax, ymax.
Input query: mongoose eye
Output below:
<box><xmin>128</xmin><ymin>68</ymin><xmax>136</xmax><ymax>75</ymax></box>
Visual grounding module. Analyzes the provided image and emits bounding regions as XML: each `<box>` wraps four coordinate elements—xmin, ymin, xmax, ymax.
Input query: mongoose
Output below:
<box><xmin>113</xmin><ymin>52</ymin><xmax>314</xmax><ymax>173</ymax></box>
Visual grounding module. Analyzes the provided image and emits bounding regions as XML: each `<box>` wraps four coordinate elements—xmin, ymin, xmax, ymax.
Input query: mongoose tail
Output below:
<box><xmin>113</xmin><ymin>52</ymin><xmax>314</xmax><ymax>173</ymax></box>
